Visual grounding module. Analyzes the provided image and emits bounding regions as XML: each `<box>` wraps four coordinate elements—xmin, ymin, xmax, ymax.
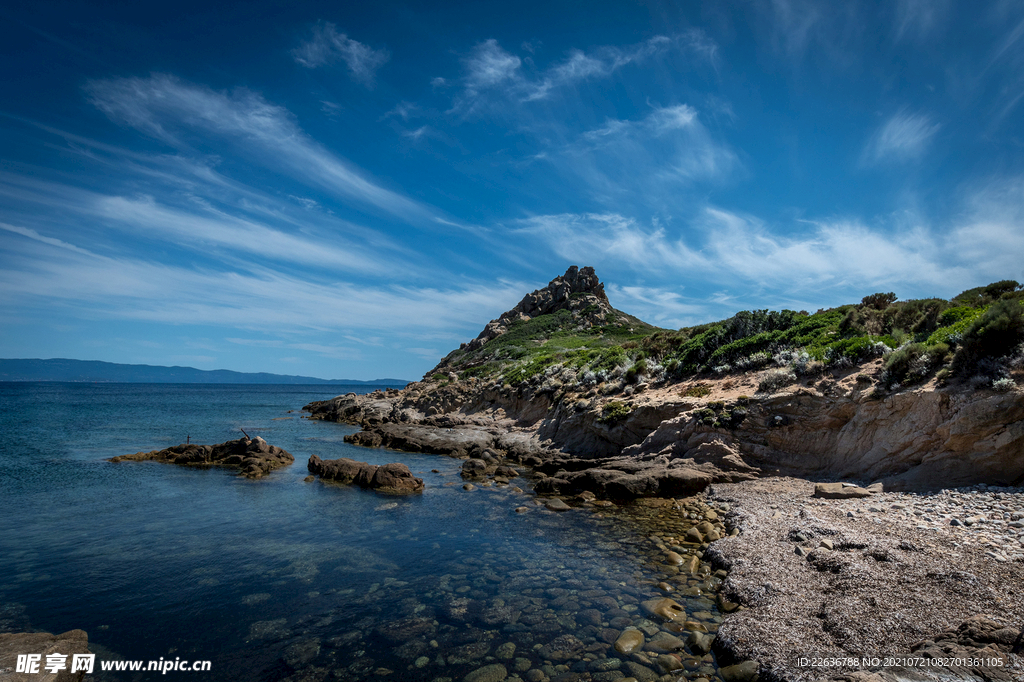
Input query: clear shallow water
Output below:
<box><xmin>0</xmin><ymin>383</ymin><xmax>724</xmax><ymax>681</ymax></box>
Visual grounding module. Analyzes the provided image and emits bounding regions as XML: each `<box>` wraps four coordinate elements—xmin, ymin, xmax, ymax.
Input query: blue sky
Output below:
<box><xmin>1</xmin><ymin>0</ymin><xmax>1023</xmax><ymax>380</ymax></box>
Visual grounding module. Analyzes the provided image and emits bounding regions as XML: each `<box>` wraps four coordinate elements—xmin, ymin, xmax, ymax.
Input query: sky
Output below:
<box><xmin>1</xmin><ymin>0</ymin><xmax>1023</xmax><ymax>380</ymax></box>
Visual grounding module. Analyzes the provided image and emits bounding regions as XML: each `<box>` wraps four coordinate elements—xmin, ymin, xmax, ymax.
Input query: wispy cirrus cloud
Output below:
<box><xmin>516</xmin><ymin>213</ymin><xmax>708</xmax><ymax>272</ymax></box>
<box><xmin>862</xmin><ymin>110</ymin><xmax>941</xmax><ymax>164</ymax></box>
<box><xmin>292</xmin><ymin>22</ymin><xmax>389</xmax><ymax>85</ymax></box>
<box><xmin>455</xmin><ymin>33</ymin><xmax>716</xmax><ymax>110</ymax></box>
<box><xmin>0</xmin><ymin>228</ymin><xmax>532</xmax><ymax>336</ymax></box>
<box><xmin>0</xmin><ymin>171</ymin><xmax>407</xmax><ymax>275</ymax></box>
<box><xmin>540</xmin><ymin>104</ymin><xmax>739</xmax><ymax>201</ymax></box>
<box><xmin>605</xmin><ymin>284</ymin><xmax>710</xmax><ymax>329</ymax></box>
<box><xmin>464</xmin><ymin>39</ymin><xmax>522</xmax><ymax>92</ymax></box>
<box><xmin>85</xmin><ymin>74</ymin><xmax>432</xmax><ymax>222</ymax></box>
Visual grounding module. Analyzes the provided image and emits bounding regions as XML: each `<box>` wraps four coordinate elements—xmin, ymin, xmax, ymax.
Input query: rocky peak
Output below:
<box><xmin>463</xmin><ymin>266</ymin><xmax>612</xmax><ymax>352</ymax></box>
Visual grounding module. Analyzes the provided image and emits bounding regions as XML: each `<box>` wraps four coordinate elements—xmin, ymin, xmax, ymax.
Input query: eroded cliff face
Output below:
<box><xmin>622</xmin><ymin>385</ymin><xmax>1024</xmax><ymax>491</ymax></box>
<box><xmin>305</xmin><ymin>367</ymin><xmax>1024</xmax><ymax>498</ymax></box>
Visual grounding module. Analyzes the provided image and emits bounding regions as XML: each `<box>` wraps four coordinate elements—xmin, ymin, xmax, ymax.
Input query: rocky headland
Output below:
<box><xmin>302</xmin><ymin>267</ymin><xmax>1024</xmax><ymax>680</ymax></box>
<box><xmin>109</xmin><ymin>435</ymin><xmax>294</xmax><ymax>478</ymax></box>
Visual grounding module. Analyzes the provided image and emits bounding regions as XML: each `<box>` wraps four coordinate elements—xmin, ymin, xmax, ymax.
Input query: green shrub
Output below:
<box><xmin>681</xmin><ymin>383</ymin><xmax>711</xmax><ymax>398</ymax></box>
<box><xmin>952</xmin><ymin>299</ymin><xmax>1024</xmax><ymax>373</ymax></box>
<box><xmin>953</xmin><ymin>280</ymin><xmax>1021</xmax><ymax>307</ymax></box>
<box><xmin>881</xmin><ymin>342</ymin><xmax>947</xmax><ymax>385</ymax></box>
<box><xmin>598</xmin><ymin>400</ymin><xmax>632</xmax><ymax>424</ymax></box>
<box><xmin>591</xmin><ymin>345</ymin><xmax>627</xmax><ymax>372</ymax></box>
<box><xmin>623</xmin><ymin>358</ymin><xmax>648</xmax><ymax>384</ymax></box>
<box><xmin>861</xmin><ymin>292</ymin><xmax>897</xmax><ymax>309</ymax></box>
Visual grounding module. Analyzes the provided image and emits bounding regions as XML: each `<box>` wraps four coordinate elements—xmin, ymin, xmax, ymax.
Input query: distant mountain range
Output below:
<box><xmin>0</xmin><ymin>359</ymin><xmax>410</xmax><ymax>385</ymax></box>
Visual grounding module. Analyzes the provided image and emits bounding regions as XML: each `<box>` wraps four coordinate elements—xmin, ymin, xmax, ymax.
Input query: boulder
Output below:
<box><xmin>640</xmin><ymin>598</ymin><xmax>687</xmax><ymax>622</ymax></box>
<box><xmin>814</xmin><ymin>482</ymin><xmax>873</xmax><ymax>499</ymax></box>
<box><xmin>720</xmin><ymin>660</ymin><xmax>759</xmax><ymax>682</ymax></box>
<box><xmin>613</xmin><ymin>629</ymin><xmax>644</xmax><ymax>654</ymax></box>
<box><xmin>307</xmin><ymin>455</ymin><xmax>423</xmax><ymax>493</ymax></box>
<box><xmin>370</xmin><ymin>462</ymin><xmax>426</xmax><ymax>493</ymax></box>
<box><xmin>461</xmin><ymin>458</ymin><xmax>490</xmax><ymax>479</ymax></box>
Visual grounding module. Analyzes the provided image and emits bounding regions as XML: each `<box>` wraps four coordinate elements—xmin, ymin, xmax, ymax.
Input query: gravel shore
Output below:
<box><xmin>703</xmin><ymin>477</ymin><xmax>1024</xmax><ymax>681</ymax></box>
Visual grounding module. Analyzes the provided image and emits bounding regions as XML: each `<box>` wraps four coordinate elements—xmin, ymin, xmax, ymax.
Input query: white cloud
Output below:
<box><xmin>0</xmin><ymin>172</ymin><xmax>406</xmax><ymax>275</ymax></box>
<box><xmin>516</xmin><ymin>213</ymin><xmax>709</xmax><ymax>271</ymax></box>
<box><xmin>863</xmin><ymin>110</ymin><xmax>941</xmax><ymax>164</ymax></box>
<box><xmin>605</xmin><ymin>284</ymin><xmax>710</xmax><ymax>329</ymax></box>
<box><xmin>403</xmin><ymin>126</ymin><xmax>430</xmax><ymax>140</ymax></box>
<box><xmin>550</xmin><ymin>104</ymin><xmax>739</xmax><ymax>195</ymax></box>
<box><xmin>292</xmin><ymin>22</ymin><xmax>389</xmax><ymax>85</ymax></box>
<box><xmin>464</xmin><ymin>39</ymin><xmax>522</xmax><ymax>91</ymax></box>
<box><xmin>85</xmin><ymin>74</ymin><xmax>432</xmax><ymax>222</ymax></box>
<box><xmin>93</xmin><ymin>194</ymin><xmax>387</xmax><ymax>272</ymax></box>
<box><xmin>516</xmin><ymin>191</ymin><xmax>1024</xmax><ymax>301</ymax></box>
<box><xmin>0</xmin><ymin>221</ymin><xmax>95</xmax><ymax>256</ymax></box>
<box><xmin>455</xmin><ymin>33</ymin><xmax>716</xmax><ymax>108</ymax></box>
<box><xmin>0</xmin><ymin>233</ymin><xmax>533</xmax><ymax>336</ymax></box>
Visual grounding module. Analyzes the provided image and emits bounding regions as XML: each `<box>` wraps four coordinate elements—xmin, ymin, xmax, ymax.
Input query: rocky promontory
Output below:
<box><xmin>109</xmin><ymin>435</ymin><xmax>294</xmax><ymax>478</ymax></box>
<box><xmin>307</xmin><ymin>455</ymin><xmax>424</xmax><ymax>493</ymax></box>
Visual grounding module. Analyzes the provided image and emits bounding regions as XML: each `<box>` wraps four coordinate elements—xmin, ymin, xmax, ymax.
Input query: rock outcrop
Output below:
<box><xmin>307</xmin><ymin>455</ymin><xmax>424</xmax><ymax>493</ymax></box>
<box><xmin>0</xmin><ymin>629</ymin><xmax>90</xmax><ymax>682</ymax></box>
<box><xmin>458</xmin><ymin>265</ymin><xmax>611</xmax><ymax>354</ymax></box>
<box><xmin>109</xmin><ymin>436</ymin><xmax>294</xmax><ymax>478</ymax></box>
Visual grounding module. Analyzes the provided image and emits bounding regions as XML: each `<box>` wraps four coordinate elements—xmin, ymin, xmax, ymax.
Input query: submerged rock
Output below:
<box><xmin>307</xmin><ymin>455</ymin><xmax>424</xmax><ymax>493</ymax></box>
<box><xmin>109</xmin><ymin>436</ymin><xmax>293</xmax><ymax>478</ymax></box>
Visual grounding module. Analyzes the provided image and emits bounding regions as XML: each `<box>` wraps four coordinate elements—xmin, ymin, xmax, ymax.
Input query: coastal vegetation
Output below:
<box><xmin>436</xmin><ymin>279</ymin><xmax>1024</xmax><ymax>395</ymax></box>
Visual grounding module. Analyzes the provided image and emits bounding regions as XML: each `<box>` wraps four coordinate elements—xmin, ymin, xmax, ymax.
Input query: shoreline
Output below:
<box><xmin>705</xmin><ymin>477</ymin><xmax>1024</xmax><ymax>681</ymax></box>
<box><xmin>306</xmin><ymin>374</ymin><xmax>1024</xmax><ymax>681</ymax></box>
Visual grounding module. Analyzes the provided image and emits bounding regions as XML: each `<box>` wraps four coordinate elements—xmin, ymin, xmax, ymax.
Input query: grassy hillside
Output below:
<box><xmin>439</xmin><ymin>280</ymin><xmax>1024</xmax><ymax>394</ymax></box>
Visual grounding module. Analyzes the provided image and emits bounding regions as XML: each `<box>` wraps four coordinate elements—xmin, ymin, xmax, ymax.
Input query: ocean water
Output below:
<box><xmin>0</xmin><ymin>383</ymin><xmax>724</xmax><ymax>681</ymax></box>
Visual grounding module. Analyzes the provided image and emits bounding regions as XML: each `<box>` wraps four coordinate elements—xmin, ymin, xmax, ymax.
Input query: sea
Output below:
<box><xmin>0</xmin><ymin>383</ymin><xmax>725</xmax><ymax>681</ymax></box>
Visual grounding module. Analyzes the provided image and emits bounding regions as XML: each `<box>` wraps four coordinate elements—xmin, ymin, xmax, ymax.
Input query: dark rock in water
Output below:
<box><xmin>463</xmin><ymin>663</ymin><xmax>508</xmax><ymax>682</ymax></box>
<box><xmin>307</xmin><ymin>455</ymin><xmax>424</xmax><ymax>493</ymax></box>
<box><xmin>0</xmin><ymin>629</ymin><xmax>91</xmax><ymax>681</ymax></box>
<box><xmin>544</xmin><ymin>498</ymin><xmax>572</xmax><ymax>511</ymax></box>
<box><xmin>719</xmin><ymin>660</ymin><xmax>759</xmax><ymax>682</ymax></box>
<box><xmin>535</xmin><ymin>464</ymin><xmax>713</xmax><ymax>501</ymax></box>
<box><xmin>538</xmin><ymin>634</ymin><xmax>585</xmax><ymax>661</ymax></box>
<box><xmin>375</xmin><ymin>617</ymin><xmax>435</xmax><ymax>642</ymax></box>
<box><xmin>109</xmin><ymin>436</ymin><xmax>293</xmax><ymax>478</ymax></box>
<box><xmin>462</xmin><ymin>458</ymin><xmax>491</xmax><ymax>479</ymax></box>
<box><xmin>345</xmin><ymin>430</ymin><xmax>384</xmax><ymax>448</ymax></box>
<box><xmin>282</xmin><ymin>637</ymin><xmax>320</xmax><ymax>668</ymax></box>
